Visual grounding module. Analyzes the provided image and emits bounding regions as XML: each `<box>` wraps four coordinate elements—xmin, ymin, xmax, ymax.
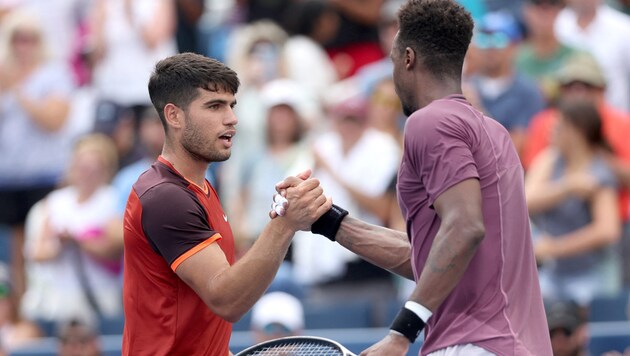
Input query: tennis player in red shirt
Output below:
<box><xmin>122</xmin><ymin>53</ymin><xmax>331</xmax><ymax>356</ymax></box>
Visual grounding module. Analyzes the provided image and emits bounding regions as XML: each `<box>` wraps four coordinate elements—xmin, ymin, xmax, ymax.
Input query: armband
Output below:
<box><xmin>311</xmin><ymin>204</ymin><xmax>348</xmax><ymax>241</ymax></box>
<box><xmin>389</xmin><ymin>301</ymin><xmax>431</xmax><ymax>343</ymax></box>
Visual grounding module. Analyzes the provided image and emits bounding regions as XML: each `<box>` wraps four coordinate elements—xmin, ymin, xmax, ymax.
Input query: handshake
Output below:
<box><xmin>269</xmin><ymin>169</ymin><xmax>348</xmax><ymax>241</ymax></box>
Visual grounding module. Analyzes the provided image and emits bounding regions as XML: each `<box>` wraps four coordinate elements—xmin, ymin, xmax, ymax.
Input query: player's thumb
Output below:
<box><xmin>275</xmin><ymin>170</ymin><xmax>311</xmax><ymax>192</ymax></box>
<box><xmin>295</xmin><ymin>168</ymin><xmax>312</xmax><ymax>180</ymax></box>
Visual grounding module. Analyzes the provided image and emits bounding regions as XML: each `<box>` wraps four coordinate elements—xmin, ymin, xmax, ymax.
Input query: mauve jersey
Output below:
<box><xmin>397</xmin><ymin>95</ymin><xmax>552</xmax><ymax>355</ymax></box>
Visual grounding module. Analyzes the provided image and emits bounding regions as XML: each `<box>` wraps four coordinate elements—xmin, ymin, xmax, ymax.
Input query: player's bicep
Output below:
<box><xmin>175</xmin><ymin>241</ymin><xmax>231</xmax><ymax>302</ymax></box>
<box><xmin>433</xmin><ymin>178</ymin><xmax>484</xmax><ymax>235</ymax></box>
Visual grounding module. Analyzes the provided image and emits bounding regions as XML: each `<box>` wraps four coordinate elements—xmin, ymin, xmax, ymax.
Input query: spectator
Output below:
<box><xmin>351</xmin><ymin>0</ymin><xmax>403</xmax><ymax>98</ymax></box>
<box><xmin>292</xmin><ymin>95</ymin><xmax>400</xmax><ymax>302</ymax></box>
<box><xmin>105</xmin><ymin>107</ymin><xmax>166</xmax><ymax>252</ymax></box>
<box><xmin>526</xmin><ymin>98</ymin><xmax>621</xmax><ymax>305</ymax></box>
<box><xmin>523</xmin><ymin>53</ymin><xmax>630</xmax><ymax>287</ymax></box>
<box><xmin>21</xmin><ymin>134</ymin><xmax>123</xmax><ymax>330</ymax></box>
<box><xmin>524</xmin><ymin>53</ymin><xmax>630</xmax><ymax>171</ymax></box>
<box><xmin>88</xmin><ymin>0</ymin><xmax>177</xmax><ymax>166</ymax></box>
<box><xmin>281</xmin><ymin>0</ymin><xmax>339</xmax><ymax>102</ymax></box>
<box><xmin>555</xmin><ymin>0</ymin><xmax>630</xmax><ymax>112</ymax></box>
<box><xmin>368</xmin><ymin>78</ymin><xmax>403</xmax><ymax>149</ymax></box>
<box><xmin>363</xmin><ymin>77</ymin><xmax>405</xmax><ymax>231</ymax></box>
<box><xmin>226</xmin><ymin>20</ymin><xmax>287</xmax><ymax>90</ymax></box>
<box><xmin>324</xmin><ymin>0</ymin><xmax>385</xmax><ymax>79</ymax></box>
<box><xmin>250</xmin><ymin>291</ymin><xmax>305</xmax><ymax>344</ymax></box>
<box><xmin>546</xmin><ymin>299</ymin><xmax>588</xmax><ymax>356</ymax></box>
<box><xmin>516</xmin><ymin>0</ymin><xmax>579</xmax><ymax>103</ymax></box>
<box><xmin>0</xmin><ymin>9</ymin><xmax>75</xmax><ymax>317</ymax></box>
<box><xmin>57</xmin><ymin>318</ymin><xmax>101</xmax><ymax>356</ymax></box>
<box><xmin>232</xmin><ymin>79</ymin><xmax>314</xmax><ymax>254</ymax></box>
<box><xmin>366</xmin><ymin>77</ymin><xmax>412</xmax><ymax>300</ymax></box>
<box><xmin>111</xmin><ymin>107</ymin><xmax>165</xmax><ymax>214</ymax></box>
<box><xmin>0</xmin><ymin>262</ymin><xmax>40</xmax><ymax>351</ymax></box>
<box><xmin>175</xmin><ymin>0</ymin><xmax>205</xmax><ymax>54</ymax></box>
<box><xmin>467</xmin><ymin>10</ymin><xmax>546</xmax><ymax>159</ymax></box>
<box><xmin>221</xmin><ymin>20</ymin><xmax>289</xmax><ymax>217</ymax></box>
<box><xmin>1</xmin><ymin>0</ymin><xmax>91</xmax><ymax>65</ymax></box>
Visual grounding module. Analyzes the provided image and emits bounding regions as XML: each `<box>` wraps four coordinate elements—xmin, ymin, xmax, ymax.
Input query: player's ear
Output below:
<box><xmin>164</xmin><ymin>103</ymin><xmax>183</xmax><ymax>129</ymax></box>
<box><xmin>405</xmin><ymin>47</ymin><xmax>416</xmax><ymax>70</ymax></box>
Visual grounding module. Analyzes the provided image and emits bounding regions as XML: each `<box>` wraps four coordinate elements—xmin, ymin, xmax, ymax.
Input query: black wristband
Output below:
<box><xmin>390</xmin><ymin>307</ymin><xmax>426</xmax><ymax>343</ymax></box>
<box><xmin>311</xmin><ymin>204</ymin><xmax>348</xmax><ymax>241</ymax></box>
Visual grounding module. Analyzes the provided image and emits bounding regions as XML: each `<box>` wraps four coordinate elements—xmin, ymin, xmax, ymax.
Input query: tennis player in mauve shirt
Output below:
<box><xmin>275</xmin><ymin>1</ymin><xmax>552</xmax><ymax>355</ymax></box>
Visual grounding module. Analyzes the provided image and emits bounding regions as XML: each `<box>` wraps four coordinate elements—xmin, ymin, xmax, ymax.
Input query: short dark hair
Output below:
<box><xmin>148</xmin><ymin>53</ymin><xmax>240</xmax><ymax>129</ymax></box>
<box><xmin>397</xmin><ymin>0</ymin><xmax>473</xmax><ymax>79</ymax></box>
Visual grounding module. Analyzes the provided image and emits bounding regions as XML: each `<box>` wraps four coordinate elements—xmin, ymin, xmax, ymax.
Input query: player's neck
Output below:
<box><xmin>161</xmin><ymin>145</ymin><xmax>208</xmax><ymax>187</ymax></box>
<box><xmin>416</xmin><ymin>77</ymin><xmax>462</xmax><ymax>109</ymax></box>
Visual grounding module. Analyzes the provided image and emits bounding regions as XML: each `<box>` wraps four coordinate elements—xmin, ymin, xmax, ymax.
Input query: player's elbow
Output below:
<box><xmin>455</xmin><ymin>218</ymin><xmax>486</xmax><ymax>248</ymax></box>
<box><xmin>207</xmin><ymin>300</ymin><xmax>246</xmax><ymax>323</ymax></box>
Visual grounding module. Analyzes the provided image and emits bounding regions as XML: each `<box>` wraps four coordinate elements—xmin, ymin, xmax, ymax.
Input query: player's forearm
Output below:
<box><xmin>206</xmin><ymin>219</ymin><xmax>294</xmax><ymax>322</ymax></box>
<box><xmin>336</xmin><ymin>216</ymin><xmax>414</xmax><ymax>279</ymax></box>
<box><xmin>411</xmin><ymin>220</ymin><xmax>485</xmax><ymax>311</ymax></box>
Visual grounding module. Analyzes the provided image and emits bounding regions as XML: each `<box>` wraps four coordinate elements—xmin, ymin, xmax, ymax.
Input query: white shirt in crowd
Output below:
<box><xmin>555</xmin><ymin>4</ymin><xmax>630</xmax><ymax>112</ymax></box>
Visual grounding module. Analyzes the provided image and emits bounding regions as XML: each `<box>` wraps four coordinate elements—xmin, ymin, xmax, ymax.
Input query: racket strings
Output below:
<box><xmin>246</xmin><ymin>341</ymin><xmax>344</xmax><ymax>355</ymax></box>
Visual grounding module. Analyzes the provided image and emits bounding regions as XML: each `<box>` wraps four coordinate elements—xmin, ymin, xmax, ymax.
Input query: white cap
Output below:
<box><xmin>251</xmin><ymin>292</ymin><xmax>305</xmax><ymax>332</ymax></box>
<box><xmin>260</xmin><ymin>79</ymin><xmax>320</xmax><ymax>124</ymax></box>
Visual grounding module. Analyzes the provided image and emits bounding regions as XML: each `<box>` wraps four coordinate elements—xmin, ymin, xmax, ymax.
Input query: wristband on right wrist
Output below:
<box><xmin>311</xmin><ymin>204</ymin><xmax>348</xmax><ymax>241</ymax></box>
<box><xmin>389</xmin><ymin>302</ymin><xmax>431</xmax><ymax>343</ymax></box>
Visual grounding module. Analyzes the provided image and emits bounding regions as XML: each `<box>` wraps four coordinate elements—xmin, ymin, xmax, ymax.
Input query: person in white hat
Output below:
<box><xmin>250</xmin><ymin>292</ymin><xmax>305</xmax><ymax>344</ymax></box>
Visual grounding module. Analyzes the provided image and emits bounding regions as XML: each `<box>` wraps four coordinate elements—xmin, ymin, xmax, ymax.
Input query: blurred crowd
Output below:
<box><xmin>0</xmin><ymin>0</ymin><xmax>630</xmax><ymax>354</ymax></box>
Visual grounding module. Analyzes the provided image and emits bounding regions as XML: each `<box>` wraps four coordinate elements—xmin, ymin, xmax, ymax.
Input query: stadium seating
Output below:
<box><xmin>589</xmin><ymin>290</ymin><xmax>630</xmax><ymax>322</ymax></box>
<box><xmin>99</xmin><ymin>315</ymin><xmax>126</xmax><ymax>335</ymax></box>
<box><xmin>304</xmin><ymin>299</ymin><xmax>373</xmax><ymax>329</ymax></box>
<box><xmin>588</xmin><ymin>320</ymin><xmax>630</xmax><ymax>355</ymax></box>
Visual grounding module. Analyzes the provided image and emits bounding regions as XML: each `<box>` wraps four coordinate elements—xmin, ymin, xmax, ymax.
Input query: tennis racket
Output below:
<box><xmin>235</xmin><ymin>336</ymin><xmax>357</xmax><ymax>356</ymax></box>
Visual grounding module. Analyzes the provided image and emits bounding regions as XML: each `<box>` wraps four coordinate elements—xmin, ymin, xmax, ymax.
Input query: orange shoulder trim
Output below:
<box><xmin>171</xmin><ymin>233</ymin><xmax>222</xmax><ymax>271</ymax></box>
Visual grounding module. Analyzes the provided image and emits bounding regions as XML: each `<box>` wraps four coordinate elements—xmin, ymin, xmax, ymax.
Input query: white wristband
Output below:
<box><xmin>405</xmin><ymin>301</ymin><xmax>432</xmax><ymax>323</ymax></box>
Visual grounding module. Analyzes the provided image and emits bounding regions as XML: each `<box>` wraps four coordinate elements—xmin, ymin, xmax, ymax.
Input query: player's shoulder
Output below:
<box><xmin>408</xmin><ymin>96</ymin><xmax>475</xmax><ymax>132</ymax></box>
<box><xmin>133</xmin><ymin>164</ymin><xmax>194</xmax><ymax>204</ymax></box>
<box><xmin>139</xmin><ymin>181</ymin><xmax>196</xmax><ymax>206</ymax></box>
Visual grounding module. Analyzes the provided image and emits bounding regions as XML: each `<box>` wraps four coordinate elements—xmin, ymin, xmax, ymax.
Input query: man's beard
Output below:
<box><xmin>181</xmin><ymin>125</ymin><xmax>230</xmax><ymax>163</ymax></box>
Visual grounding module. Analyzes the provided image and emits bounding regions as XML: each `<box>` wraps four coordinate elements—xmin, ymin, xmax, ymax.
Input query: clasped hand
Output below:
<box><xmin>269</xmin><ymin>169</ymin><xmax>332</xmax><ymax>231</ymax></box>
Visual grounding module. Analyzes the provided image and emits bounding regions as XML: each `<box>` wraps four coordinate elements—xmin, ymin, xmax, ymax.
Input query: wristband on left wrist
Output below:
<box><xmin>389</xmin><ymin>301</ymin><xmax>431</xmax><ymax>344</ymax></box>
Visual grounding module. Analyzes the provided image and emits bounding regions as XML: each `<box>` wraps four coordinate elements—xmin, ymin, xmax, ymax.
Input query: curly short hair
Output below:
<box><xmin>397</xmin><ymin>0</ymin><xmax>473</xmax><ymax>79</ymax></box>
<box><xmin>148</xmin><ymin>53</ymin><xmax>240</xmax><ymax>130</ymax></box>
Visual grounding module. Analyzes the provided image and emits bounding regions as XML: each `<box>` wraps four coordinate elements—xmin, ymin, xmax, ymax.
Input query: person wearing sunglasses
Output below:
<box><xmin>466</xmin><ymin>10</ymin><xmax>546</xmax><ymax>161</ymax></box>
